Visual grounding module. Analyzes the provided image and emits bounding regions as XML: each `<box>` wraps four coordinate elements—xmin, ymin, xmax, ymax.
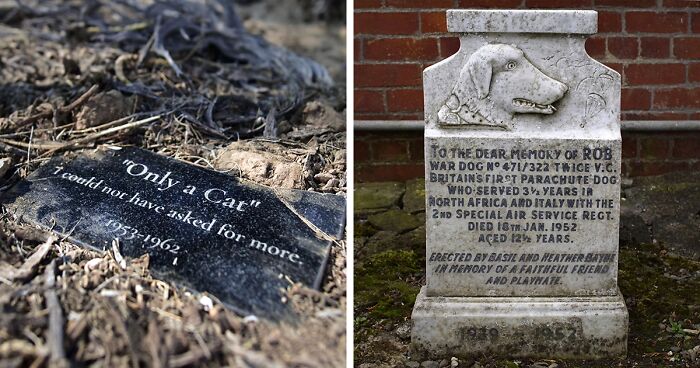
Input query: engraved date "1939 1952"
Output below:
<box><xmin>459</xmin><ymin>325</ymin><xmax>580</xmax><ymax>341</ymax></box>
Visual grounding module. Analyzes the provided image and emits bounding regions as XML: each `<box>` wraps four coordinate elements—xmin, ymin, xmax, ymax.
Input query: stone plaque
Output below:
<box><xmin>412</xmin><ymin>10</ymin><xmax>628</xmax><ymax>359</ymax></box>
<box><xmin>2</xmin><ymin>147</ymin><xmax>345</xmax><ymax>321</ymax></box>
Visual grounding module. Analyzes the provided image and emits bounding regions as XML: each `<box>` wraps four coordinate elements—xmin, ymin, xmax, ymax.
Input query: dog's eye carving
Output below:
<box><xmin>505</xmin><ymin>61</ymin><xmax>517</xmax><ymax>70</ymax></box>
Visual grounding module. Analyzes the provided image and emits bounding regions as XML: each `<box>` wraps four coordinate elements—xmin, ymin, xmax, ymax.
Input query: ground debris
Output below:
<box><xmin>0</xmin><ymin>235</ymin><xmax>55</xmax><ymax>282</ymax></box>
<box><xmin>0</xmin><ymin>0</ymin><xmax>339</xmax><ymax>141</ymax></box>
<box><xmin>75</xmin><ymin>90</ymin><xmax>136</xmax><ymax>130</ymax></box>
<box><xmin>0</xmin><ymin>223</ymin><xmax>345</xmax><ymax>367</ymax></box>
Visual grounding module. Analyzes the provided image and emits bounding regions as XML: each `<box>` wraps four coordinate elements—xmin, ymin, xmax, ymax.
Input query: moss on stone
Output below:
<box><xmin>367</xmin><ymin>209</ymin><xmax>422</xmax><ymax>233</ymax></box>
<box><xmin>355</xmin><ymin>249</ymin><xmax>424</xmax><ymax>328</ymax></box>
<box><xmin>355</xmin><ymin>182</ymin><xmax>405</xmax><ymax>212</ymax></box>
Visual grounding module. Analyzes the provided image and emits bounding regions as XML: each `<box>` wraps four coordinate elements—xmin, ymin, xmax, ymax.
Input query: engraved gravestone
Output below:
<box><xmin>2</xmin><ymin>147</ymin><xmax>345</xmax><ymax>321</ymax></box>
<box><xmin>412</xmin><ymin>10</ymin><xmax>628</xmax><ymax>358</ymax></box>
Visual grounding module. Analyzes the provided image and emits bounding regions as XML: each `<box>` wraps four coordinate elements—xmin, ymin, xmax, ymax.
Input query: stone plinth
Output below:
<box><xmin>412</xmin><ymin>9</ymin><xmax>628</xmax><ymax>359</ymax></box>
<box><xmin>412</xmin><ymin>287</ymin><xmax>628</xmax><ymax>359</ymax></box>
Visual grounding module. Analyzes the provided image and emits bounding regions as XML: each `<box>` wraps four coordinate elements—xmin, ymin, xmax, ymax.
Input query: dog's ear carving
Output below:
<box><xmin>467</xmin><ymin>52</ymin><xmax>492</xmax><ymax>99</ymax></box>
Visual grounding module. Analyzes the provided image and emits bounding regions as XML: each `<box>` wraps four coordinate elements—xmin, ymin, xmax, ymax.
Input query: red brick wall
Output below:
<box><xmin>355</xmin><ymin>131</ymin><xmax>700</xmax><ymax>182</ymax></box>
<box><xmin>354</xmin><ymin>1</ymin><xmax>700</xmax><ymax>182</ymax></box>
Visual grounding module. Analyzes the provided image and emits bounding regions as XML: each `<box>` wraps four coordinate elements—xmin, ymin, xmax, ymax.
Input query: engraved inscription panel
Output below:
<box><xmin>425</xmin><ymin>137</ymin><xmax>621</xmax><ymax>297</ymax></box>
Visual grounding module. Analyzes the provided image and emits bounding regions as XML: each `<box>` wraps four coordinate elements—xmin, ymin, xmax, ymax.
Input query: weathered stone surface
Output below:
<box><xmin>413</xmin><ymin>9</ymin><xmax>627</xmax><ymax>359</ymax></box>
<box><xmin>403</xmin><ymin>178</ymin><xmax>426</xmax><ymax>213</ymax></box>
<box><xmin>368</xmin><ymin>209</ymin><xmax>421</xmax><ymax>234</ymax></box>
<box><xmin>355</xmin><ymin>182</ymin><xmax>405</xmax><ymax>212</ymax></box>
<box><xmin>446</xmin><ymin>9</ymin><xmax>598</xmax><ymax>34</ymax></box>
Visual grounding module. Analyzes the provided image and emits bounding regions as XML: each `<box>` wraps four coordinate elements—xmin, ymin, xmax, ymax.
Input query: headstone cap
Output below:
<box><xmin>447</xmin><ymin>9</ymin><xmax>598</xmax><ymax>34</ymax></box>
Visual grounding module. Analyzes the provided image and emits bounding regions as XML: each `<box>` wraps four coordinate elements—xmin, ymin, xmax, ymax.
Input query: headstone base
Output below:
<box><xmin>411</xmin><ymin>287</ymin><xmax>628</xmax><ymax>359</ymax></box>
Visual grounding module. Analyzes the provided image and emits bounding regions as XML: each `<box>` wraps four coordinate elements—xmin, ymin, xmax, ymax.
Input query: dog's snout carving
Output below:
<box><xmin>438</xmin><ymin>43</ymin><xmax>568</xmax><ymax>130</ymax></box>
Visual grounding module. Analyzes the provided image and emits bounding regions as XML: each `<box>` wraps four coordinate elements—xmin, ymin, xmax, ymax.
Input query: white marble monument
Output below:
<box><xmin>412</xmin><ymin>10</ymin><xmax>628</xmax><ymax>359</ymax></box>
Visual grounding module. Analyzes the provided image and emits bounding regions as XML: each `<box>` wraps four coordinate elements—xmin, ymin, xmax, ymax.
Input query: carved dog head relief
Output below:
<box><xmin>438</xmin><ymin>43</ymin><xmax>568</xmax><ymax>130</ymax></box>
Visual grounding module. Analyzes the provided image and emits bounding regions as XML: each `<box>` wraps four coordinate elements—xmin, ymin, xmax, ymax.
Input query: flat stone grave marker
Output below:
<box><xmin>412</xmin><ymin>10</ymin><xmax>628</xmax><ymax>359</ymax></box>
<box><xmin>2</xmin><ymin>146</ymin><xmax>345</xmax><ymax>321</ymax></box>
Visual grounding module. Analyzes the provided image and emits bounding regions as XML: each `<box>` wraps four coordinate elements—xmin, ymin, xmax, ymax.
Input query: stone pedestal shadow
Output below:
<box><xmin>412</xmin><ymin>10</ymin><xmax>628</xmax><ymax>359</ymax></box>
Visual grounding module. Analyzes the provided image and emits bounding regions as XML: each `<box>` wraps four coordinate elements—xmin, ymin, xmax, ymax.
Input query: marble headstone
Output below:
<box><xmin>412</xmin><ymin>10</ymin><xmax>628</xmax><ymax>358</ymax></box>
<box><xmin>2</xmin><ymin>147</ymin><xmax>345</xmax><ymax>321</ymax></box>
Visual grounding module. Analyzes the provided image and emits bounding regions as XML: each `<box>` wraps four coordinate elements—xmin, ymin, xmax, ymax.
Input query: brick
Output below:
<box><xmin>625</xmin><ymin>63</ymin><xmax>685</xmax><ymax>85</ymax></box>
<box><xmin>355</xmin><ymin>63</ymin><xmax>423</xmax><ymax>87</ymax></box>
<box><xmin>525</xmin><ymin>0</ymin><xmax>592</xmax><ymax>7</ymax></box>
<box><xmin>674</xmin><ymin>38</ymin><xmax>700</xmax><ymax>59</ymax></box>
<box><xmin>354</xmin><ymin>140</ymin><xmax>371</xmax><ymax>162</ymax></box>
<box><xmin>622</xmin><ymin>137</ymin><xmax>637</xmax><ymax>159</ymax></box>
<box><xmin>386</xmin><ymin>0</ymin><xmax>453</xmax><ymax>7</ymax></box>
<box><xmin>408</xmin><ymin>138</ymin><xmax>425</xmax><ymax>161</ymax></box>
<box><xmin>672</xmin><ymin>137</ymin><xmax>700</xmax><ymax>159</ymax></box>
<box><xmin>585</xmin><ymin>37</ymin><xmax>606</xmax><ymax>59</ymax></box>
<box><xmin>626</xmin><ymin>12</ymin><xmax>688</xmax><ymax>33</ymax></box>
<box><xmin>597</xmin><ymin>0</ymin><xmax>656</xmax><ymax>6</ymax></box>
<box><xmin>440</xmin><ymin>37</ymin><xmax>460</xmax><ymax>57</ymax></box>
<box><xmin>355</xmin><ymin>0</ymin><xmax>383</xmax><ymax>8</ymax></box>
<box><xmin>654</xmin><ymin>88</ymin><xmax>700</xmax><ymax>108</ymax></box>
<box><xmin>664</xmin><ymin>0</ymin><xmax>700</xmax><ymax>7</ymax></box>
<box><xmin>639</xmin><ymin>37</ymin><xmax>669</xmax><ymax>59</ymax></box>
<box><xmin>628</xmin><ymin>161</ymin><xmax>688</xmax><ymax>177</ymax></box>
<box><xmin>694</xmin><ymin>13</ymin><xmax>700</xmax><ymax>32</ymax></box>
<box><xmin>372</xmin><ymin>140</ymin><xmax>408</xmax><ymax>161</ymax></box>
<box><xmin>387</xmin><ymin>89</ymin><xmax>424</xmax><ymax>112</ymax></box>
<box><xmin>689</xmin><ymin>63</ymin><xmax>700</xmax><ymax>82</ymax></box>
<box><xmin>355</xmin><ymin>12</ymin><xmax>419</xmax><ymax>35</ymax></box>
<box><xmin>598</xmin><ymin>11</ymin><xmax>622</xmax><ymax>33</ymax></box>
<box><xmin>355</xmin><ymin>90</ymin><xmax>385</xmax><ymax>113</ymax></box>
<box><xmin>621</xmin><ymin>88</ymin><xmax>651</xmax><ymax>110</ymax></box>
<box><xmin>604</xmin><ymin>62</ymin><xmax>623</xmax><ymax>76</ymax></box>
<box><xmin>365</xmin><ymin>38</ymin><xmax>439</xmax><ymax>61</ymax></box>
<box><xmin>421</xmin><ymin>12</ymin><xmax>447</xmax><ymax>33</ymax></box>
<box><xmin>355</xmin><ymin>38</ymin><xmax>362</xmax><ymax>61</ymax></box>
<box><xmin>639</xmin><ymin>138</ymin><xmax>670</xmax><ymax>159</ymax></box>
<box><xmin>356</xmin><ymin>163</ymin><xmax>424</xmax><ymax>182</ymax></box>
<box><xmin>457</xmin><ymin>0</ymin><xmax>524</xmax><ymax>7</ymax></box>
<box><xmin>608</xmin><ymin>37</ymin><xmax>638</xmax><ymax>59</ymax></box>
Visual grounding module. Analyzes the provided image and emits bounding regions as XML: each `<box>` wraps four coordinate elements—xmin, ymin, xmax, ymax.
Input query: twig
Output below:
<box><xmin>11</xmin><ymin>85</ymin><xmax>100</xmax><ymax>130</ymax></box>
<box><xmin>59</xmin><ymin>84</ymin><xmax>100</xmax><ymax>113</ymax></box>
<box><xmin>0</xmin><ymin>235</ymin><xmax>56</xmax><ymax>281</ymax></box>
<box><xmin>71</xmin><ymin>112</ymin><xmax>153</xmax><ymax>135</ymax></box>
<box><xmin>44</xmin><ymin>259</ymin><xmax>68</xmax><ymax>368</ymax></box>
<box><xmin>0</xmin><ymin>141</ymin><xmax>27</xmax><ymax>156</ymax></box>
<box><xmin>27</xmin><ymin>126</ymin><xmax>33</xmax><ymax>162</ymax></box>
<box><xmin>38</xmin><ymin>114</ymin><xmax>163</xmax><ymax>158</ymax></box>
<box><xmin>0</xmin><ymin>138</ymin><xmax>64</xmax><ymax>150</ymax></box>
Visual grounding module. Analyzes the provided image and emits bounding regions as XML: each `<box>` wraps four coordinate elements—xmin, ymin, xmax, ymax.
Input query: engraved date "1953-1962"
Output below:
<box><xmin>104</xmin><ymin>219</ymin><xmax>180</xmax><ymax>255</ymax></box>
